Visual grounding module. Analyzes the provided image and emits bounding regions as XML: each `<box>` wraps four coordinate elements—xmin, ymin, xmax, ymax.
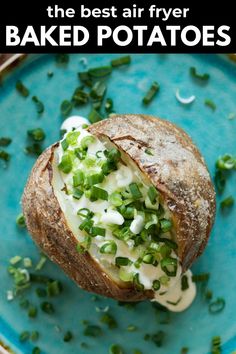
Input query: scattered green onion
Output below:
<box><xmin>181</xmin><ymin>275</ymin><xmax>189</xmax><ymax>291</ymax></box>
<box><xmin>58</xmin><ymin>154</ymin><xmax>73</xmax><ymax>174</ymax></box>
<box><xmin>211</xmin><ymin>335</ymin><xmax>221</xmax><ymax>354</ymax></box>
<box><xmin>205</xmin><ymin>99</ymin><xmax>216</xmax><ymax>111</ymax></box>
<box><xmin>32</xmin><ymin>346</ymin><xmax>41</xmax><ymax>354</ymax></box>
<box><xmin>0</xmin><ymin>150</ymin><xmax>10</xmax><ymax>162</ymax></box>
<box><xmin>109</xmin><ymin>344</ymin><xmax>124</xmax><ymax>354</ymax></box>
<box><xmin>27</xmin><ymin>128</ymin><xmax>45</xmax><ymax>142</ymax></box>
<box><xmin>47</xmin><ymin>280</ymin><xmax>62</xmax><ymax>297</ymax></box>
<box><xmin>73</xmin><ymin>188</ymin><xmax>84</xmax><ymax>200</ymax></box>
<box><xmin>129</xmin><ymin>183</ymin><xmax>142</xmax><ymax>200</ymax></box>
<box><xmin>81</xmin><ymin>136</ymin><xmax>96</xmax><ymax>150</ymax></box>
<box><xmin>90</xmin><ymin>186</ymin><xmax>108</xmax><ymax>201</ymax></box>
<box><xmin>28</xmin><ymin>305</ymin><xmax>38</xmax><ymax>318</ymax></box>
<box><xmin>90</xmin><ymin>81</ymin><xmax>106</xmax><ymax>100</ymax></box>
<box><xmin>84</xmin><ymin>325</ymin><xmax>102</xmax><ymax>337</ymax></box>
<box><xmin>88</xmin><ymin>109</ymin><xmax>103</xmax><ymax>123</ymax></box>
<box><xmin>16</xmin><ymin>213</ymin><xmax>26</xmax><ymax>228</ymax></box>
<box><xmin>19</xmin><ymin>331</ymin><xmax>30</xmax><ymax>342</ymax></box>
<box><xmin>220</xmin><ymin>196</ymin><xmax>234</xmax><ymax>209</ymax></box>
<box><xmin>40</xmin><ymin>301</ymin><xmax>55</xmax><ymax>314</ymax></box>
<box><xmin>23</xmin><ymin>257</ymin><xmax>32</xmax><ymax>268</ymax></box>
<box><xmin>31</xmin><ymin>331</ymin><xmax>39</xmax><ymax>342</ymax></box>
<box><xmin>181</xmin><ymin>347</ymin><xmax>189</xmax><ymax>354</ymax></box>
<box><xmin>76</xmin><ymin>244</ymin><xmax>86</xmax><ymax>254</ymax></box>
<box><xmin>35</xmin><ymin>287</ymin><xmax>47</xmax><ymax>298</ymax></box>
<box><xmin>72</xmin><ymin>87</ymin><xmax>89</xmax><ymax>105</ymax></box>
<box><xmin>143</xmin><ymin>254</ymin><xmax>155</xmax><ymax>264</ymax></box>
<box><xmin>216</xmin><ymin>154</ymin><xmax>236</xmax><ymax>170</ymax></box>
<box><xmin>144</xmin><ymin>148</ymin><xmax>154</xmax><ymax>156</ymax></box>
<box><xmin>150</xmin><ymin>331</ymin><xmax>166</xmax><ymax>347</ymax></box>
<box><xmin>47</xmin><ymin>71</ymin><xmax>54</xmax><ymax>78</ymax></box>
<box><xmin>35</xmin><ymin>255</ymin><xmax>47</xmax><ymax>271</ymax></box>
<box><xmin>55</xmin><ymin>54</ymin><xmax>70</xmax><ymax>65</ymax></box>
<box><xmin>111</xmin><ymin>56</ymin><xmax>131</xmax><ymax>67</ymax></box>
<box><xmin>110</xmin><ymin>192</ymin><xmax>123</xmax><ymax>207</ymax></box>
<box><xmin>24</xmin><ymin>143</ymin><xmax>42</xmax><ymax>156</ymax></box>
<box><xmin>60</xmin><ymin>100</ymin><xmax>73</xmax><ymax>117</ymax></box>
<box><xmin>78</xmin><ymin>72</ymin><xmax>93</xmax><ymax>87</ymax></box>
<box><xmin>90</xmin><ymin>227</ymin><xmax>106</xmax><ymax>237</ymax></box>
<box><xmin>16</xmin><ymin>80</ymin><xmax>29</xmax><ymax>97</ymax></box>
<box><xmin>88</xmin><ymin>66</ymin><xmax>112</xmax><ymax>78</ymax></box>
<box><xmin>127</xmin><ymin>325</ymin><xmax>137</xmax><ymax>332</ymax></box>
<box><xmin>209</xmin><ymin>298</ymin><xmax>225</xmax><ymax>314</ymax></box>
<box><xmin>133</xmin><ymin>273</ymin><xmax>144</xmax><ymax>291</ymax></box>
<box><xmin>77</xmin><ymin>208</ymin><xmax>94</xmax><ymax>219</ymax></box>
<box><xmin>63</xmin><ymin>331</ymin><xmax>73</xmax><ymax>342</ymax></box>
<box><xmin>32</xmin><ymin>96</ymin><xmax>44</xmax><ymax>114</ymax></box>
<box><xmin>115</xmin><ymin>257</ymin><xmax>131</xmax><ymax>266</ymax></box>
<box><xmin>100</xmin><ymin>241</ymin><xmax>117</xmax><ymax>255</ymax></box>
<box><xmin>100</xmin><ymin>313</ymin><xmax>117</xmax><ymax>329</ymax></box>
<box><xmin>190</xmin><ymin>67</ymin><xmax>210</xmax><ymax>81</ymax></box>
<box><xmin>214</xmin><ymin>170</ymin><xmax>226</xmax><ymax>193</ymax></box>
<box><xmin>160</xmin><ymin>257</ymin><xmax>177</xmax><ymax>277</ymax></box>
<box><xmin>0</xmin><ymin>137</ymin><xmax>12</xmax><ymax>146</ymax></box>
<box><xmin>73</xmin><ymin>170</ymin><xmax>84</xmax><ymax>187</ymax></box>
<box><xmin>10</xmin><ymin>255</ymin><xmax>22</xmax><ymax>265</ymax></box>
<box><xmin>143</xmin><ymin>81</ymin><xmax>160</xmax><ymax>105</ymax></box>
<box><xmin>86</xmin><ymin>173</ymin><xmax>104</xmax><ymax>186</ymax></box>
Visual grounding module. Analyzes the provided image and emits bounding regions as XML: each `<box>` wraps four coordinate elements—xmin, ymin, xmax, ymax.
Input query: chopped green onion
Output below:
<box><xmin>32</xmin><ymin>346</ymin><xmax>41</xmax><ymax>354</ymax></box>
<box><xmin>118</xmin><ymin>268</ymin><xmax>133</xmax><ymax>282</ymax></box>
<box><xmin>115</xmin><ymin>257</ymin><xmax>131</xmax><ymax>266</ymax></box>
<box><xmin>180</xmin><ymin>347</ymin><xmax>189</xmax><ymax>354</ymax></box>
<box><xmin>16</xmin><ymin>213</ymin><xmax>26</xmax><ymax>228</ymax></box>
<box><xmin>83</xmin><ymin>156</ymin><xmax>96</xmax><ymax>168</ymax></box>
<box><xmin>40</xmin><ymin>301</ymin><xmax>55</xmax><ymax>314</ymax></box>
<box><xmin>118</xmin><ymin>205</ymin><xmax>135</xmax><ymax>219</ymax></box>
<box><xmin>47</xmin><ymin>71</ymin><xmax>54</xmax><ymax>78</ymax></box>
<box><xmin>216</xmin><ymin>154</ymin><xmax>235</xmax><ymax>170</ymax></box>
<box><xmin>211</xmin><ymin>336</ymin><xmax>221</xmax><ymax>354</ymax></box>
<box><xmin>110</xmin><ymin>192</ymin><xmax>123</xmax><ymax>207</ymax></box>
<box><xmin>60</xmin><ymin>100</ymin><xmax>73</xmax><ymax>117</ymax></box>
<box><xmin>24</xmin><ymin>143</ymin><xmax>42</xmax><ymax>156</ymax></box>
<box><xmin>79</xmin><ymin>218</ymin><xmax>94</xmax><ymax>232</ymax></box>
<box><xmin>16</xmin><ymin>80</ymin><xmax>29</xmax><ymax>97</ymax></box>
<box><xmin>30</xmin><ymin>274</ymin><xmax>52</xmax><ymax>284</ymax></box>
<box><xmin>47</xmin><ymin>280</ymin><xmax>62</xmax><ymax>297</ymax></box>
<box><xmin>58</xmin><ymin>154</ymin><xmax>73</xmax><ymax>174</ymax></box>
<box><xmin>192</xmin><ymin>273</ymin><xmax>210</xmax><ymax>283</ymax></box>
<box><xmin>111</xmin><ymin>56</ymin><xmax>131</xmax><ymax>67</ymax></box>
<box><xmin>129</xmin><ymin>183</ymin><xmax>142</xmax><ymax>200</ymax></box>
<box><xmin>90</xmin><ymin>227</ymin><xmax>106</xmax><ymax>237</ymax></box>
<box><xmin>31</xmin><ymin>331</ymin><xmax>39</xmax><ymax>342</ymax></box>
<box><xmin>66</xmin><ymin>131</ymin><xmax>80</xmax><ymax>145</ymax></box>
<box><xmin>109</xmin><ymin>344</ymin><xmax>124</xmax><ymax>354</ymax></box>
<box><xmin>73</xmin><ymin>188</ymin><xmax>84</xmax><ymax>200</ymax></box>
<box><xmin>160</xmin><ymin>244</ymin><xmax>171</xmax><ymax>258</ymax></box>
<box><xmin>0</xmin><ymin>137</ymin><xmax>12</xmax><ymax>146</ymax></box>
<box><xmin>100</xmin><ymin>241</ymin><xmax>117</xmax><ymax>255</ymax></box>
<box><xmin>76</xmin><ymin>244</ymin><xmax>86</xmax><ymax>254</ymax></box>
<box><xmin>35</xmin><ymin>287</ymin><xmax>47</xmax><ymax>298</ymax></box>
<box><xmin>153</xmin><ymin>280</ymin><xmax>161</xmax><ymax>291</ymax></box>
<box><xmin>19</xmin><ymin>298</ymin><xmax>30</xmax><ymax>308</ymax></box>
<box><xmin>143</xmin><ymin>254</ymin><xmax>155</xmax><ymax>264</ymax></box>
<box><xmin>144</xmin><ymin>148</ymin><xmax>154</xmax><ymax>156</ymax></box>
<box><xmin>84</xmin><ymin>325</ymin><xmax>102</xmax><ymax>337</ymax></box>
<box><xmin>160</xmin><ymin>257</ymin><xmax>177</xmax><ymax>277</ymax></box>
<box><xmin>126</xmin><ymin>325</ymin><xmax>137</xmax><ymax>332</ymax></box>
<box><xmin>88</xmin><ymin>109</ymin><xmax>103</xmax><ymax>123</ymax></box>
<box><xmin>88</xmin><ymin>66</ymin><xmax>112</xmax><ymax>78</ymax></box>
<box><xmin>80</xmin><ymin>136</ymin><xmax>96</xmax><ymax>150</ymax></box>
<box><xmin>190</xmin><ymin>67</ymin><xmax>210</xmax><ymax>81</ymax></box>
<box><xmin>181</xmin><ymin>275</ymin><xmax>189</xmax><ymax>291</ymax></box>
<box><xmin>19</xmin><ymin>331</ymin><xmax>30</xmax><ymax>342</ymax></box>
<box><xmin>205</xmin><ymin>99</ymin><xmax>216</xmax><ymax>111</ymax></box>
<box><xmin>105</xmin><ymin>98</ymin><xmax>114</xmax><ymax>114</ymax></box>
<box><xmin>72</xmin><ymin>87</ymin><xmax>89</xmax><ymax>105</ymax></box>
<box><xmin>220</xmin><ymin>196</ymin><xmax>234</xmax><ymax>209</ymax></box>
<box><xmin>205</xmin><ymin>289</ymin><xmax>213</xmax><ymax>301</ymax></box>
<box><xmin>160</xmin><ymin>238</ymin><xmax>178</xmax><ymax>250</ymax></box>
<box><xmin>150</xmin><ymin>330</ymin><xmax>166</xmax><ymax>347</ymax></box>
<box><xmin>23</xmin><ymin>257</ymin><xmax>32</xmax><ymax>268</ymax></box>
<box><xmin>90</xmin><ymin>81</ymin><xmax>106</xmax><ymax>101</ymax></box>
<box><xmin>86</xmin><ymin>173</ymin><xmax>104</xmax><ymax>186</ymax></box>
<box><xmin>73</xmin><ymin>170</ymin><xmax>84</xmax><ymax>187</ymax></box>
<box><xmin>147</xmin><ymin>186</ymin><xmax>158</xmax><ymax>204</ymax></box>
<box><xmin>100</xmin><ymin>313</ymin><xmax>117</xmax><ymax>329</ymax></box>
<box><xmin>63</xmin><ymin>331</ymin><xmax>73</xmax><ymax>342</ymax></box>
<box><xmin>96</xmin><ymin>150</ymin><xmax>103</xmax><ymax>158</ymax></box>
<box><xmin>209</xmin><ymin>298</ymin><xmax>225</xmax><ymax>314</ymax></box>
<box><xmin>90</xmin><ymin>186</ymin><xmax>108</xmax><ymax>201</ymax></box>
<box><xmin>133</xmin><ymin>273</ymin><xmax>144</xmax><ymax>291</ymax></box>
<box><xmin>28</xmin><ymin>305</ymin><xmax>38</xmax><ymax>318</ymax></box>
<box><xmin>160</xmin><ymin>219</ymin><xmax>172</xmax><ymax>233</ymax></box>
<box><xmin>55</xmin><ymin>54</ymin><xmax>70</xmax><ymax>65</ymax></box>
<box><xmin>77</xmin><ymin>208</ymin><xmax>94</xmax><ymax>219</ymax></box>
<box><xmin>27</xmin><ymin>128</ymin><xmax>45</xmax><ymax>142</ymax></box>
<box><xmin>32</xmin><ymin>96</ymin><xmax>44</xmax><ymax>114</ymax></box>
<box><xmin>133</xmin><ymin>350</ymin><xmax>142</xmax><ymax>354</ymax></box>
<box><xmin>143</xmin><ymin>82</ymin><xmax>160</xmax><ymax>105</ymax></box>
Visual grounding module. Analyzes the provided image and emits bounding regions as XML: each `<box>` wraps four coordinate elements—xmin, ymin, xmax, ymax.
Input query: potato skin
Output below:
<box><xmin>22</xmin><ymin>144</ymin><xmax>153</xmax><ymax>301</ymax></box>
<box><xmin>89</xmin><ymin>114</ymin><xmax>216</xmax><ymax>271</ymax></box>
<box><xmin>22</xmin><ymin>114</ymin><xmax>215</xmax><ymax>301</ymax></box>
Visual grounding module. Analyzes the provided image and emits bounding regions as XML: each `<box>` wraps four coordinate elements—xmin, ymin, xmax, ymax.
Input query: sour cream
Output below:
<box><xmin>61</xmin><ymin>115</ymin><xmax>89</xmax><ymax>132</ymax></box>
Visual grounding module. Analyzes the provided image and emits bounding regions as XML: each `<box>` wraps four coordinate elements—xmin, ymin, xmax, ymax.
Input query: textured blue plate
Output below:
<box><xmin>0</xmin><ymin>54</ymin><xmax>236</xmax><ymax>354</ymax></box>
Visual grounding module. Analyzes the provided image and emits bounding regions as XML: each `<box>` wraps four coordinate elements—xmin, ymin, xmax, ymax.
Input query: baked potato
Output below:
<box><xmin>22</xmin><ymin>114</ymin><xmax>216</xmax><ymax>311</ymax></box>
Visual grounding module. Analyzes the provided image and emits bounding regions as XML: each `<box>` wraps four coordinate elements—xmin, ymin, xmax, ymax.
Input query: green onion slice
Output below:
<box><xmin>100</xmin><ymin>241</ymin><xmax>117</xmax><ymax>255</ymax></box>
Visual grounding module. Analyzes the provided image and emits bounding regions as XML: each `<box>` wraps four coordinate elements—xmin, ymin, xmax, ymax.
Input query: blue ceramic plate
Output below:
<box><xmin>0</xmin><ymin>54</ymin><xmax>236</xmax><ymax>354</ymax></box>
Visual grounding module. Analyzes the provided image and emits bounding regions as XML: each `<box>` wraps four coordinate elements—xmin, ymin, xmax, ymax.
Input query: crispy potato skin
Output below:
<box><xmin>22</xmin><ymin>114</ymin><xmax>215</xmax><ymax>301</ymax></box>
<box><xmin>89</xmin><ymin>114</ymin><xmax>216</xmax><ymax>271</ymax></box>
<box><xmin>22</xmin><ymin>144</ymin><xmax>153</xmax><ymax>301</ymax></box>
